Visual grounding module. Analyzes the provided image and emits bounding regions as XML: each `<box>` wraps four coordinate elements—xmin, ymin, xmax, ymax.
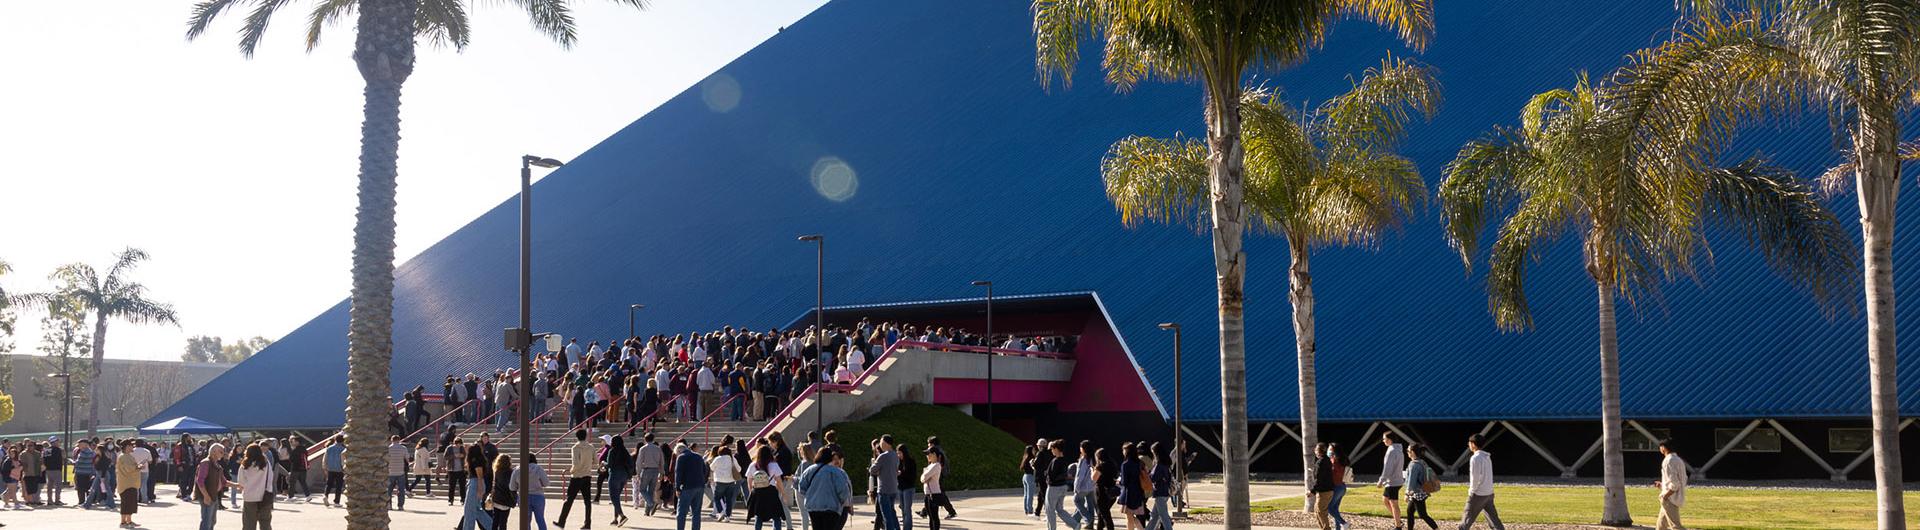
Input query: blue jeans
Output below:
<box><xmin>876</xmin><ymin>493</ymin><xmax>900</xmax><ymax>530</ymax></box>
<box><xmin>1075</xmin><ymin>490</ymin><xmax>1094</xmax><ymax>525</ymax></box>
<box><xmin>610</xmin><ymin>471</ymin><xmax>630</xmax><ymax>518</ymax></box>
<box><xmin>1046</xmin><ymin>486</ymin><xmax>1078</xmax><ymax>530</ymax></box>
<box><xmin>527</xmin><ymin>494</ymin><xmax>549</xmax><ymax>530</ymax></box>
<box><xmin>1150</xmin><ymin>496</ymin><xmax>1172</xmax><ymax>530</ymax></box>
<box><xmin>897</xmin><ymin>488</ymin><xmax>915</xmax><ymax>530</ymax></box>
<box><xmin>389</xmin><ymin>475</ymin><xmax>408</xmax><ymax>509</ymax></box>
<box><xmin>729</xmin><ymin>394</ymin><xmax>745</xmax><ymax>420</ymax></box>
<box><xmin>200</xmin><ymin>502</ymin><xmax>219</xmax><ymax>530</ymax></box>
<box><xmin>462</xmin><ymin>480</ymin><xmax>488</xmax><ymax>530</ymax></box>
<box><xmin>1328</xmin><ymin>485</ymin><xmax>1348</xmax><ymax>527</ymax></box>
<box><xmin>1022</xmin><ymin>474</ymin><xmax>1037</xmax><ymax>514</ymax></box>
<box><xmin>100</xmin><ymin>473</ymin><xmax>118</xmax><ymax>508</ymax></box>
<box><xmin>639</xmin><ymin>469</ymin><xmax>661</xmax><ymax>512</ymax></box>
<box><xmin>140</xmin><ymin>470</ymin><xmax>151</xmax><ymax>502</ymax></box>
<box><xmin>678</xmin><ymin>486</ymin><xmax>706</xmax><ymax>530</ymax></box>
<box><xmin>713</xmin><ymin>482</ymin><xmax>738</xmax><ymax>518</ymax></box>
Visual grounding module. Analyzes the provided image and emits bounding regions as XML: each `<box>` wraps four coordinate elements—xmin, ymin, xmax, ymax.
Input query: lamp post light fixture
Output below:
<box><xmin>971</xmin><ymin>280</ymin><xmax>994</xmax><ymax>426</ymax></box>
<box><xmin>798</xmin><ymin>234</ymin><xmax>825</xmax><ymax>433</ymax></box>
<box><xmin>629</xmin><ymin>304</ymin><xmax>645</xmax><ymax>339</ymax></box>
<box><xmin>517</xmin><ymin>153</ymin><xmax>564</xmax><ymax>530</ymax></box>
<box><xmin>1157</xmin><ymin>322</ymin><xmax>1186</xmax><ymax>516</ymax></box>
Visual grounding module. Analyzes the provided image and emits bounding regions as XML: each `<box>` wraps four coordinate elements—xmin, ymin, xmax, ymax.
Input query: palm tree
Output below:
<box><xmin>1032</xmin><ymin>3</ymin><xmax>1433</xmax><ymax>524</ymax></box>
<box><xmin>11</xmin><ymin>248</ymin><xmax>180</xmax><ymax>439</ymax></box>
<box><xmin>1440</xmin><ymin>76</ymin><xmax>1853</xmax><ymax>526</ymax></box>
<box><xmin>1102</xmin><ymin>56</ymin><xmax>1436</xmax><ymax>506</ymax></box>
<box><xmin>1600</xmin><ymin>4</ymin><xmax>1920</xmax><ymax>525</ymax></box>
<box><xmin>184</xmin><ymin>1</ymin><xmax>645</xmax><ymax>528</ymax></box>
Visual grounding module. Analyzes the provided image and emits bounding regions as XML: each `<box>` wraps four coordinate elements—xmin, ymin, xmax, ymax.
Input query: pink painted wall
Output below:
<box><xmin>1055</xmin><ymin>312</ymin><xmax>1160</xmax><ymax>413</ymax></box>
<box><xmin>932</xmin><ymin>379</ymin><xmax>1066</xmax><ymax>404</ymax></box>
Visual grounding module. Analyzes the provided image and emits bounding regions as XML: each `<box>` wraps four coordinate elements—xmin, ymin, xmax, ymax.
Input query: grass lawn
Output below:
<box><xmin>1195</xmin><ymin>484</ymin><xmax>1920</xmax><ymax>530</ymax></box>
<box><xmin>824</xmin><ymin>403</ymin><xmax>1026</xmax><ymax>491</ymax></box>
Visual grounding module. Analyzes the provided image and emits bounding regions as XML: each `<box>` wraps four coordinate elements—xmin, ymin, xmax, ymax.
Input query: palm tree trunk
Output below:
<box><xmin>1857</xmin><ymin>101</ymin><xmax>1904</xmax><ymax>530</ymax></box>
<box><xmin>87</xmin><ymin>314</ymin><xmax>106</xmax><ymax>438</ymax></box>
<box><xmin>1595</xmin><ymin>279</ymin><xmax>1630</xmax><ymax>526</ymax></box>
<box><xmin>1204</xmin><ymin>89</ymin><xmax>1251</xmax><ymax>530</ymax></box>
<box><xmin>1288</xmin><ymin>237</ymin><xmax>1318</xmax><ymax>511</ymax></box>
<box><xmin>343</xmin><ymin>1</ymin><xmax>416</xmax><ymax>529</ymax></box>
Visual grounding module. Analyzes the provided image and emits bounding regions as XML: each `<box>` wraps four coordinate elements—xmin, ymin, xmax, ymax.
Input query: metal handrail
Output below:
<box><xmin>491</xmin><ymin>399</ymin><xmax>572</xmax><ymax>441</ymax></box>
<box><xmin>668</xmin><ymin>392</ymin><xmax>746</xmax><ymax>448</ymax></box>
<box><xmin>537</xmin><ymin>394</ymin><xmax>628</xmax><ymax>454</ymax></box>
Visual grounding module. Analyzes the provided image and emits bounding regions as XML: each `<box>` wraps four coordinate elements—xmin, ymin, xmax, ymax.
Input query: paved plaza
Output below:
<box><xmin>10</xmin><ymin>481</ymin><xmax>1303</xmax><ymax>530</ymax></box>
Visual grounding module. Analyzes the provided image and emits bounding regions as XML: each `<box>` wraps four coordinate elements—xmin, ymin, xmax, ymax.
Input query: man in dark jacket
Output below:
<box><xmin>674</xmin><ymin>443</ymin><xmax>709</xmax><ymax>530</ymax></box>
<box><xmin>1309</xmin><ymin>442</ymin><xmax>1335</xmax><ymax>530</ymax></box>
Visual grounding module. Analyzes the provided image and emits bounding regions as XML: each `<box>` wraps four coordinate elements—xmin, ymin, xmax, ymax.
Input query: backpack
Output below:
<box><xmin>748</xmin><ymin>467</ymin><xmax>772</xmax><ymax>489</ymax></box>
<box><xmin>1420</xmin><ymin>465</ymin><xmax>1442</xmax><ymax>493</ymax></box>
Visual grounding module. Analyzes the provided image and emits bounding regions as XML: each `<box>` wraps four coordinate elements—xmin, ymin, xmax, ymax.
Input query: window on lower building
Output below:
<box><xmin>1829</xmin><ymin>428</ymin><xmax>1872</xmax><ymax>454</ymax></box>
<box><xmin>1624</xmin><ymin>428</ymin><xmax>1670</xmax><ymax>452</ymax></box>
<box><xmin>1714</xmin><ymin>426</ymin><xmax>1782</xmax><ymax>453</ymax></box>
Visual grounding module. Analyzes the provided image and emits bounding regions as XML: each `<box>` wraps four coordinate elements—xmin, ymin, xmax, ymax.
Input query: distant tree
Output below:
<box><xmin>0</xmin><ymin>258</ymin><xmax>16</xmax><ymax>366</ymax></box>
<box><xmin>32</xmin><ymin>295</ymin><xmax>93</xmax><ymax>425</ymax></box>
<box><xmin>182</xmin><ymin>335</ymin><xmax>223</xmax><ymax>363</ymax></box>
<box><xmin>221</xmin><ymin>336</ymin><xmax>272</xmax><ymax>363</ymax></box>
<box><xmin>107</xmin><ymin>362</ymin><xmax>188</xmax><ymax>426</ymax></box>
<box><xmin>0</xmin><ymin>393</ymin><xmax>13</xmax><ymax>427</ymax></box>
<box><xmin>12</xmin><ymin>248</ymin><xmax>178</xmax><ymax>437</ymax></box>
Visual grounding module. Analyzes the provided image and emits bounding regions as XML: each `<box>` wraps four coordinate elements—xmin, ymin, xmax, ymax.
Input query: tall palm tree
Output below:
<box><xmin>184</xmin><ymin>1</ymin><xmax>645</xmax><ymax>528</ymax></box>
<box><xmin>1602</xmin><ymin>4</ymin><xmax>1920</xmax><ymax>525</ymax></box>
<box><xmin>1440</xmin><ymin>76</ymin><xmax>1853</xmax><ymax>526</ymax></box>
<box><xmin>1102</xmin><ymin>57</ymin><xmax>1436</xmax><ymax>506</ymax></box>
<box><xmin>11</xmin><ymin>248</ymin><xmax>180</xmax><ymax>439</ymax></box>
<box><xmin>1032</xmin><ymin>4</ymin><xmax>1432</xmax><ymax>525</ymax></box>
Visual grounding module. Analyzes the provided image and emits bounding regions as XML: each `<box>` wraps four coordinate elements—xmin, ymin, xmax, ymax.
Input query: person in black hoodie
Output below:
<box><xmin>1044</xmin><ymin>440</ymin><xmax>1078</xmax><ymax>530</ymax></box>
<box><xmin>488</xmin><ymin>454</ymin><xmax>516</xmax><ymax>530</ymax></box>
<box><xmin>1031</xmin><ymin>439</ymin><xmax>1052</xmax><ymax>520</ymax></box>
<box><xmin>1309</xmin><ymin>442</ymin><xmax>1335</xmax><ymax>530</ymax></box>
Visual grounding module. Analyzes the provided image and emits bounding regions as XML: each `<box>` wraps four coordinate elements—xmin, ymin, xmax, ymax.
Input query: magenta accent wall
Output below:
<box><xmin>1055</xmin><ymin>311</ymin><xmax>1160</xmax><ymax>413</ymax></box>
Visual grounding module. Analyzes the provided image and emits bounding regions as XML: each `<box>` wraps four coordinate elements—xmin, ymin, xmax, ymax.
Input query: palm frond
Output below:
<box><xmin>510</xmin><ymin>0</ymin><xmax>580</xmax><ymax>48</ymax></box>
<box><xmin>111</xmin><ymin>296</ymin><xmax>182</xmax><ymax>327</ymax></box>
<box><xmin>1817</xmin><ymin>139</ymin><xmax>1920</xmax><ymax>194</ymax></box>
<box><xmin>418</xmin><ymin>0</ymin><xmax>474</xmax><ymax>50</ymax></box>
<box><xmin>1101</xmin><ymin>133</ymin><xmax>1211</xmax><ymax>229</ymax></box>
<box><xmin>237</xmin><ymin>0</ymin><xmax>298</xmax><ymax>57</ymax></box>
<box><xmin>1484</xmin><ymin>195</ymin><xmax>1573</xmax><ymax>330</ymax></box>
<box><xmin>1439</xmin><ymin>127</ymin><xmax>1535</xmax><ymax>267</ymax></box>
<box><xmin>1338</xmin><ymin>0</ymin><xmax>1435</xmax><ymax>52</ymax></box>
<box><xmin>1303</xmin><ymin>152</ymin><xmax>1425</xmax><ymax>246</ymax></box>
<box><xmin>1700</xmin><ymin>158</ymin><xmax>1858</xmax><ymax>308</ymax></box>
<box><xmin>303</xmin><ymin>0</ymin><xmax>355</xmax><ymax>51</ymax></box>
<box><xmin>1031</xmin><ymin>0</ymin><xmax>1097</xmax><ymax>89</ymax></box>
<box><xmin>102</xmin><ymin>247</ymin><xmax>151</xmax><ymax>296</ymax></box>
<box><xmin>1314</xmin><ymin>55</ymin><xmax>1441</xmax><ymax>152</ymax></box>
<box><xmin>186</xmin><ymin>0</ymin><xmax>246</xmax><ymax>42</ymax></box>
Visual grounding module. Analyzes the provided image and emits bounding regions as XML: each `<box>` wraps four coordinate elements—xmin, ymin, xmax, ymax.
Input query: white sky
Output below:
<box><xmin>0</xmin><ymin>0</ymin><xmax>830</xmax><ymax>361</ymax></box>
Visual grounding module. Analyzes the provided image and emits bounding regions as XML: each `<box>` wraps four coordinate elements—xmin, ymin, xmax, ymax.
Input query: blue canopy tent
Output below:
<box><xmin>138</xmin><ymin>416</ymin><xmax>231</xmax><ymax>435</ymax></box>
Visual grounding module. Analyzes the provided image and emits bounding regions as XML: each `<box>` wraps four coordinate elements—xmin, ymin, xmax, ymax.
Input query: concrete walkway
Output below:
<box><xmin>13</xmin><ymin>481</ymin><xmax>1315</xmax><ymax>529</ymax></box>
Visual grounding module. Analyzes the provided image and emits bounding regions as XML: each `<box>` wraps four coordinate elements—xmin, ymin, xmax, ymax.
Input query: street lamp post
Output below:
<box><xmin>971</xmin><ymin>280</ymin><xmax>993</xmax><ymax>426</ymax></box>
<box><xmin>629</xmin><ymin>304</ymin><xmax>645</xmax><ymax>339</ymax></box>
<box><xmin>1158</xmin><ymin>322</ymin><xmax>1185</xmax><ymax>516</ymax></box>
<box><xmin>49</xmin><ymin>368</ymin><xmax>71</xmax><ymax>472</ymax></box>
<box><xmin>518</xmin><ymin>154</ymin><xmax>564</xmax><ymax>530</ymax></box>
<box><xmin>798</xmin><ymin>234</ymin><xmax>824</xmax><ymax>434</ymax></box>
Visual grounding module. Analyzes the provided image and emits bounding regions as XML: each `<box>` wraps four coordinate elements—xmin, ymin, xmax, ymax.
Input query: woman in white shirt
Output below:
<box><xmin>745</xmin><ymin>446</ymin><xmax>787</xmax><ymax>530</ymax></box>
<box><xmin>845</xmin><ymin>345</ymin><xmax>866</xmax><ymax>375</ymax></box>
<box><xmin>920</xmin><ymin>448</ymin><xmax>945</xmax><ymax>530</ymax></box>
<box><xmin>710</xmin><ymin>446</ymin><xmax>743</xmax><ymax>522</ymax></box>
<box><xmin>236</xmin><ymin>443</ymin><xmax>276</xmax><ymax>530</ymax></box>
<box><xmin>410</xmin><ymin>439</ymin><xmax>436</xmax><ymax>498</ymax></box>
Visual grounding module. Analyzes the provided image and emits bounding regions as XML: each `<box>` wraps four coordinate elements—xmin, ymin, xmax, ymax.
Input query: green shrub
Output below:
<box><xmin>823</xmin><ymin>403</ymin><xmax>1023</xmax><ymax>491</ymax></box>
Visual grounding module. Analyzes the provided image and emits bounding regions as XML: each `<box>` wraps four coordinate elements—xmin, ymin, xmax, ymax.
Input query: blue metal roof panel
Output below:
<box><xmin>153</xmin><ymin>0</ymin><xmax>1919</xmax><ymax>430</ymax></box>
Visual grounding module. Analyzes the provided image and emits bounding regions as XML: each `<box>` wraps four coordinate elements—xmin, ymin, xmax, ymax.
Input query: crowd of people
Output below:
<box><xmin>0</xmin><ymin>432</ymin><xmax>313</xmax><ymax>529</ymax></box>
<box><xmin>403</xmin><ymin>319</ymin><xmax>1077</xmax><ymax>439</ymax></box>
<box><xmin>1018</xmin><ymin>437</ymin><xmax>1188</xmax><ymax>530</ymax></box>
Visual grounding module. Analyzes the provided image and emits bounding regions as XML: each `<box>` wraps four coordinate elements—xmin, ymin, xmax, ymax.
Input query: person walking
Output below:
<box><xmin>238</xmin><ymin>444</ymin><xmax>277</xmax><ymax>530</ymax></box>
<box><xmin>746</xmin><ymin>445</ymin><xmax>787</xmax><ymax>530</ymax></box>
<box><xmin>556</xmin><ymin>430</ymin><xmax>598</xmax><ymax>530</ymax></box>
<box><xmin>1404</xmin><ymin>444</ymin><xmax>1438</xmax><ymax>530</ymax></box>
<box><xmin>1117</xmin><ymin>443</ymin><xmax>1145</xmax><ymax>530</ymax></box>
<box><xmin>488</xmin><ymin>455</ymin><xmax>517</xmax><ymax>530</ymax></box>
<box><xmin>412</xmin><ymin>438</ymin><xmax>437</xmax><ymax>499</ymax></box>
<box><xmin>116</xmin><ymin>440</ymin><xmax>141</xmax><ymax>528</ymax></box>
<box><xmin>324</xmin><ymin>436</ymin><xmax>347</xmax><ymax>507</ymax></box>
<box><xmin>459</xmin><ymin>452</ymin><xmax>491</xmax><ymax>530</ymax></box>
<box><xmin>445</xmin><ymin>438</ymin><xmax>468</xmax><ymax>506</ymax></box>
<box><xmin>1328</xmin><ymin>444</ymin><xmax>1350</xmax><ymax>530</ymax></box>
<box><xmin>1458</xmin><ymin>434</ymin><xmax>1503</xmax><ymax>530</ymax></box>
<box><xmin>676</xmin><ymin>443</ymin><xmax>712</xmax><ymax>530</ymax></box>
<box><xmin>919</xmin><ymin>448</ymin><xmax>946</xmax><ymax>530</ymax></box>
<box><xmin>387</xmin><ymin>435</ymin><xmax>412</xmax><ymax>511</ymax></box>
<box><xmin>1147</xmin><ymin>443</ymin><xmax>1173</xmax><ymax>530</ymax></box>
<box><xmin>1653</xmin><ymin>441</ymin><xmax>1687</xmax><ymax>530</ymax></box>
<box><xmin>712</xmin><ymin>445</ymin><xmax>743</xmax><ymax>522</ymax></box>
<box><xmin>1379</xmin><ymin>433</ymin><xmax>1406</xmax><ymax>526</ymax></box>
<box><xmin>638</xmin><ymin>433</ymin><xmax>665</xmax><ymax>516</ymax></box>
<box><xmin>868</xmin><ymin>435</ymin><xmax>903</xmax><ymax>530</ymax></box>
<box><xmin>285</xmin><ymin>438</ymin><xmax>311</xmax><ymax>500</ymax></box>
<box><xmin>922</xmin><ymin>437</ymin><xmax>956</xmax><ymax>520</ymax></box>
<box><xmin>607</xmin><ymin>436</ymin><xmax>635</xmax><ymax>527</ymax></box>
<box><xmin>1091</xmin><ymin>448</ymin><xmax>1117</xmax><ymax>530</ymax></box>
<box><xmin>194</xmin><ymin>443</ymin><xmax>231</xmax><ymax>530</ymax></box>
<box><xmin>798</xmin><ymin>448</ymin><xmax>850</xmax><ymax>530</ymax></box>
<box><xmin>512</xmin><ymin>454</ymin><xmax>552</xmax><ymax>530</ymax></box>
<box><xmin>1044</xmin><ymin>440</ymin><xmax>1078</xmax><ymax>530</ymax></box>
<box><xmin>1074</xmin><ymin>441</ymin><xmax>1096</xmax><ymax>529</ymax></box>
<box><xmin>1309</xmin><ymin>442</ymin><xmax>1335</xmax><ymax>530</ymax></box>
<box><xmin>72</xmin><ymin>440</ymin><xmax>98</xmax><ymax>509</ymax></box>
<box><xmin>1019</xmin><ymin>446</ymin><xmax>1039</xmax><ymax>517</ymax></box>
